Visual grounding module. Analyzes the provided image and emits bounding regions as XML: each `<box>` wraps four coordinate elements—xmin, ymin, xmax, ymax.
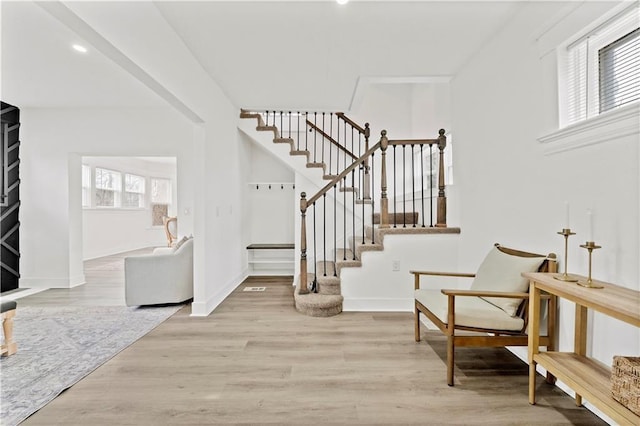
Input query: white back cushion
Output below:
<box><xmin>470</xmin><ymin>246</ymin><xmax>545</xmax><ymax>316</ymax></box>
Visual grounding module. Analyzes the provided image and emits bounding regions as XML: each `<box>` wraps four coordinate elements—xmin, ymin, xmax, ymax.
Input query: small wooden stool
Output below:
<box><xmin>1</xmin><ymin>300</ymin><xmax>17</xmax><ymax>356</ymax></box>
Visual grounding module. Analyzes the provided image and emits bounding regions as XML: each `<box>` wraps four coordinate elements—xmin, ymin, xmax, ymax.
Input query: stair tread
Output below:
<box><xmin>315</xmin><ymin>260</ymin><xmax>338</xmax><ymax>277</ymax></box>
<box><xmin>307</xmin><ymin>163</ymin><xmax>324</xmax><ymax>168</ymax></box>
<box><xmin>335</xmin><ymin>248</ymin><xmax>359</xmax><ymax>262</ymax></box>
<box><xmin>273</xmin><ymin>137</ymin><xmax>294</xmax><ymax>144</ymax></box>
<box><xmin>354</xmin><ymin>238</ymin><xmax>383</xmax><ymax>252</ymax></box>
<box><xmin>294</xmin><ymin>284</ymin><xmax>343</xmax><ymax>317</ymax></box>
<box><xmin>374</xmin><ymin>225</ymin><xmax>461</xmax><ymax>235</ymax></box>
<box><xmin>256</xmin><ymin>125</ymin><xmax>278</xmax><ymax>131</ymax></box>
<box><xmin>290</xmin><ymin>150</ymin><xmax>310</xmax><ymax>156</ymax></box>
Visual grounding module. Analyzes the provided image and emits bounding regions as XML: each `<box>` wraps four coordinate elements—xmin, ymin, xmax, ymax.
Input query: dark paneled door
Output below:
<box><xmin>1</xmin><ymin>102</ymin><xmax>20</xmax><ymax>293</ymax></box>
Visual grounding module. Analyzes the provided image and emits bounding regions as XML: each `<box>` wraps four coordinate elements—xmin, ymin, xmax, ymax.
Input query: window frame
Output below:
<box><xmin>94</xmin><ymin>167</ymin><xmax>122</xmax><ymax>209</ymax></box>
<box><xmin>150</xmin><ymin>177</ymin><xmax>172</xmax><ymax>227</ymax></box>
<box><xmin>122</xmin><ymin>172</ymin><xmax>146</xmax><ymax>209</ymax></box>
<box><xmin>560</xmin><ymin>3</ymin><xmax>639</xmax><ymax>128</ymax></box>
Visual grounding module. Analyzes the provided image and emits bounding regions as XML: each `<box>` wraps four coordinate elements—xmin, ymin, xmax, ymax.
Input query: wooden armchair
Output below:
<box><xmin>163</xmin><ymin>216</ymin><xmax>178</xmax><ymax>247</ymax></box>
<box><xmin>411</xmin><ymin>243</ymin><xmax>557</xmax><ymax>386</ymax></box>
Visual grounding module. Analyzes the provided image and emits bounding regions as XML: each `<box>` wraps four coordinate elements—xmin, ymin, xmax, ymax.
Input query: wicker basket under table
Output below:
<box><xmin>611</xmin><ymin>356</ymin><xmax>640</xmax><ymax>416</ymax></box>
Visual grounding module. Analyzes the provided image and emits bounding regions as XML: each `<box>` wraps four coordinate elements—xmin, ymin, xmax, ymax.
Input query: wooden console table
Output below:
<box><xmin>525</xmin><ymin>272</ymin><xmax>640</xmax><ymax>426</ymax></box>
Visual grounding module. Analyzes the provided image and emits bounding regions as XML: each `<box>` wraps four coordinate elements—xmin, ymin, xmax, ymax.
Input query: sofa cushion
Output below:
<box><xmin>470</xmin><ymin>246</ymin><xmax>545</xmax><ymax>316</ymax></box>
<box><xmin>415</xmin><ymin>289</ymin><xmax>524</xmax><ymax>331</ymax></box>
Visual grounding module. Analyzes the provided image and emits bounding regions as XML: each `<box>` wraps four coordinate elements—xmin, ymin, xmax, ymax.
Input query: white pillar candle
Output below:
<box><xmin>564</xmin><ymin>202</ymin><xmax>570</xmax><ymax>229</ymax></box>
<box><xmin>587</xmin><ymin>209</ymin><xmax>593</xmax><ymax>242</ymax></box>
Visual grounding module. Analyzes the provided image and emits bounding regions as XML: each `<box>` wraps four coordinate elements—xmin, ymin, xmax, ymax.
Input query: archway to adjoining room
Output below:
<box><xmin>79</xmin><ymin>156</ymin><xmax>178</xmax><ymax>262</ymax></box>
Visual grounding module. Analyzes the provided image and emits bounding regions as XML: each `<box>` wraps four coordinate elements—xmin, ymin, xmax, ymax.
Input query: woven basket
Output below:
<box><xmin>611</xmin><ymin>356</ymin><xmax>640</xmax><ymax>416</ymax></box>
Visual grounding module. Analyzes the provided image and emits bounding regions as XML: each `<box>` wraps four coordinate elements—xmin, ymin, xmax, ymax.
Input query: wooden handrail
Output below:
<box><xmin>335</xmin><ymin>112</ymin><xmax>367</xmax><ymax>135</ymax></box>
<box><xmin>297</xmin><ymin>128</ymin><xmax>448</xmax><ymax>295</ymax></box>
<box><xmin>306</xmin><ymin>120</ymin><xmax>357</xmax><ymax>161</ymax></box>
<box><xmin>306</xmin><ymin>141</ymin><xmax>382</xmax><ymax>206</ymax></box>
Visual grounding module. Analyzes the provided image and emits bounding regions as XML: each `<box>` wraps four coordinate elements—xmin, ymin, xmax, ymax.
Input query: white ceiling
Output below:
<box><xmin>1</xmin><ymin>0</ymin><xmax>524</xmax><ymax>112</ymax></box>
<box><xmin>0</xmin><ymin>1</ymin><xmax>166</xmax><ymax>108</ymax></box>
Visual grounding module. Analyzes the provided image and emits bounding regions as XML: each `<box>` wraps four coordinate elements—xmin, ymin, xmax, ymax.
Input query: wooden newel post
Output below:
<box><xmin>299</xmin><ymin>192</ymin><xmax>309</xmax><ymax>294</ymax></box>
<box><xmin>363</xmin><ymin>123</ymin><xmax>371</xmax><ymax>200</ymax></box>
<box><xmin>436</xmin><ymin>129</ymin><xmax>447</xmax><ymax>228</ymax></box>
<box><xmin>379</xmin><ymin>130</ymin><xmax>390</xmax><ymax>229</ymax></box>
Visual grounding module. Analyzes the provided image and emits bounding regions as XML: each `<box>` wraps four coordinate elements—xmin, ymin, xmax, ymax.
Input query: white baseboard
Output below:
<box><xmin>19</xmin><ymin>276</ymin><xmax>85</xmax><ymax>289</ymax></box>
<box><xmin>343</xmin><ymin>297</ymin><xmax>413</xmax><ymax>312</ymax></box>
<box><xmin>507</xmin><ymin>347</ymin><xmax>614</xmax><ymax>425</ymax></box>
<box><xmin>69</xmin><ymin>274</ymin><xmax>86</xmax><ymax>288</ymax></box>
<box><xmin>190</xmin><ymin>269</ymin><xmax>249</xmax><ymax>317</ymax></box>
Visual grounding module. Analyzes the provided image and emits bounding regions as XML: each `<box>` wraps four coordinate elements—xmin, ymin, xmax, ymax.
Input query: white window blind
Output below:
<box><xmin>599</xmin><ymin>27</ymin><xmax>640</xmax><ymax>113</ymax></box>
<box><xmin>151</xmin><ymin>178</ymin><xmax>171</xmax><ymax>204</ymax></box>
<box><xmin>123</xmin><ymin>173</ymin><xmax>145</xmax><ymax>208</ymax></box>
<box><xmin>565</xmin><ymin>4</ymin><xmax>639</xmax><ymax>126</ymax></box>
<box><xmin>95</xmin><ymin>167</ymin><xmax>121</xmax><ymax>207</ymax></box>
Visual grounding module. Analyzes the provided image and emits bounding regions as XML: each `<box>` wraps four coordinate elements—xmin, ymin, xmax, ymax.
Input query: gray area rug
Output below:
<box><xmin>0</xmin><ymin>305</ymin><xmax>182</xmax><ymax>426</ymax></box>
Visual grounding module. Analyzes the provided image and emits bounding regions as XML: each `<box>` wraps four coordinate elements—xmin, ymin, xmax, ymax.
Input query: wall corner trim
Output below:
<box><xmin>190</xmin><ymin>269</ymin><xmax>249</xmax><ymax>317</ymax></box>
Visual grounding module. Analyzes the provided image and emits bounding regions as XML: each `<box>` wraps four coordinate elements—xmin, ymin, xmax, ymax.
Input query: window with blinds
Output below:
<box><xmin>564</xmin><ymin>4</ymin><xmax>639</xmax><ymax>126</ymax></box>
<box><xmin>599</xmin><ymin>27</ymin><xmax>639</xmax><ymax>113</ymax></box>
<box><xmin>123</xmin><ymin>173</ymin><xmax>146</xmax><ymax>208</ymax></box>
<box><xmin>95</xmin><ymin>167</ymin><xmax>122</xmax><ymax>207</ymax></box>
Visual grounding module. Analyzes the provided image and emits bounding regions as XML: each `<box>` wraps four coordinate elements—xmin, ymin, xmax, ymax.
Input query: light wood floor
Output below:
<box><xmin>18</xmin><ymin>250</ymin><xmax>605</xmax><ymax>425</ymax></box>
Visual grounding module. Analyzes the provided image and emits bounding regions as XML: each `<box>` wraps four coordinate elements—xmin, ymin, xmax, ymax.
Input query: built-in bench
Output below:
<box><xmin>247</xmin><ymin>243</ymin><xmax>295</xmax><ymax>276</ymax></box>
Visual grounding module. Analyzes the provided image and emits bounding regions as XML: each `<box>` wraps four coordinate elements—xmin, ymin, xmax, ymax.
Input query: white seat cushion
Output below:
<box><xmin>415</xmin><ymin>289</ymin><xmax>525</xmax><ymax>332</ymax></box>
<box><xmin>470</xmin><ymin>246</ymin><xmax>545</xmax><ymax>316</ymax></box>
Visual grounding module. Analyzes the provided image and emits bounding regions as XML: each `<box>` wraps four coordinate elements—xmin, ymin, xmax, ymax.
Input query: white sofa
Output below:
<box><xmin>124</xmin><ymin>237</ymin><xmax>193</xmax><ymax>306</ymax></box>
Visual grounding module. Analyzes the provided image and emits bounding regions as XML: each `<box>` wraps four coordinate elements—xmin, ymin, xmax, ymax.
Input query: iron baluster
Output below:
<box><xmin>393</xmin><ymin>145</ymin><xmax>397</xmax><ymax>228</ymax></box>
<box><xmin>430</xmin><ymin>144</ymin><xmax>434</xmax><ymax>227</ymax></box>
<box><xmin>323</xmin><ymin>193</ymin><xmax>327</xmax><ymax>276</ymax></box>
<box><xmin>351</xmin><ymin>169</ymin><xmax>356</xmax><ymax>260</ymax></box>
<box><xmin>411</xmin><ymin>144</ymin><xmax>416</xmax><ymax>227</ymax></box>
<box><xmin>312</xmin><ymin>202</ymin><xmax>317</xmax><ymax>293</ymax></box>
<box><xmin>314</xmin><ymin>112</ymin><xmax>317</xmax><ymax>163</ymax></box>
<box><xmin>329</xmin><ymin>113</ymin><xmax>332</xmax><ymax>176</ymax></box>
<box><xmin>403</xmin><ymin>144</ymin><xmax>406</xmax><ymax>228</ymax></box>
<box><xmin>371</xmin><ymin>152</ymin><xmax>375</xmax><ymax>245</ymax></box>
<box><xmin>343</xmin><ymin>176</ymin><xmax>347</xmax><ymax>260</ymax></box>
<box><xmin>321</xmin><ymin>112</ymin><xmax>325</xmax><ymax>166</ymax></box>
<box><xmin>421</xmin><ymin>144</ymin><xmax>425</xmax><ymax>228</ymax></box>
<box><xmin>333</xmin><ymin>184</ymin><xmax>337</xmax><ymax>276</ymax></box>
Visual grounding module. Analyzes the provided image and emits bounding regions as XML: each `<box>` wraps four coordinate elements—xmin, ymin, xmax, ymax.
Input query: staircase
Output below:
<box><xmin>240</xmin><ymin>109</ymin><xmax>459</xmax><ymax>317</ymax></box>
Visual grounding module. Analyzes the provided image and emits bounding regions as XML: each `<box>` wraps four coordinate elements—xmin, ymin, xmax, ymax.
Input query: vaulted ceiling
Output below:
<box><xmin>2</xmin><ymin>1</ymin><xmax>526</xmax><ymax>112</ymax></box>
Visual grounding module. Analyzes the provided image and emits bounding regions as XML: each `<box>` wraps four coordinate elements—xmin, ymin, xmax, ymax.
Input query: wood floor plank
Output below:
<box><xmin>17</xmin><ymin>249</ymin><xmax>606</xmax><ymax>425</ymax></box>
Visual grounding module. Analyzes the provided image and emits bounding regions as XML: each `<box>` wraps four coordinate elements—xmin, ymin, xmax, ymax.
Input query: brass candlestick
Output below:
<box><xmin>554</xmin><ymin>228</ymin><xmax>578</xmax><ymax>282</ymax></box>
<box><xmin>578</xmin><ymin>241</ymin><xmax>604</xmax><ymax>288</ymax></box>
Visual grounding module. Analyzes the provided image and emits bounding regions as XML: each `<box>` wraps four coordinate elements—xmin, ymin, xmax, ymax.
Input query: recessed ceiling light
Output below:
<box><xmin>72</xmin><ymin>44</ymin><xmax>88</xmax><ymax>53</ymax></box>
<box><xmin>336</xmin><ymin>0</ymin><xmax>349</xmax><ymax>5</ymax></box>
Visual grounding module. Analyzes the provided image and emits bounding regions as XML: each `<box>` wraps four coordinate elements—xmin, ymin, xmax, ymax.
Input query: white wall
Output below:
<box><xmin>245</xmin><ymin>136</ymin><xmax>295</xmax><ymax>244</ymax></box>
<box><xmin>81</xmin><ymin>156</ymin><xmax>177</xmax><ymax>260</ymax></box>
<box><xmin>341</xmin><ymin>233</ymin><xmax>460</xmax><ymax>311</ymax></box>
<box><xmin>449</xmin><ymin>1</ymin><xmax>638</xmax><ymax>418</ymax></box>
<box><xmin>33</xmin><ymin>1</ymin><xmax>251</xmax><ymax>316</ymax></box>
<box><xmin>19</xmin><ymin>107</ymin><xmax>194</xmax><ymax>289</ymax></box>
